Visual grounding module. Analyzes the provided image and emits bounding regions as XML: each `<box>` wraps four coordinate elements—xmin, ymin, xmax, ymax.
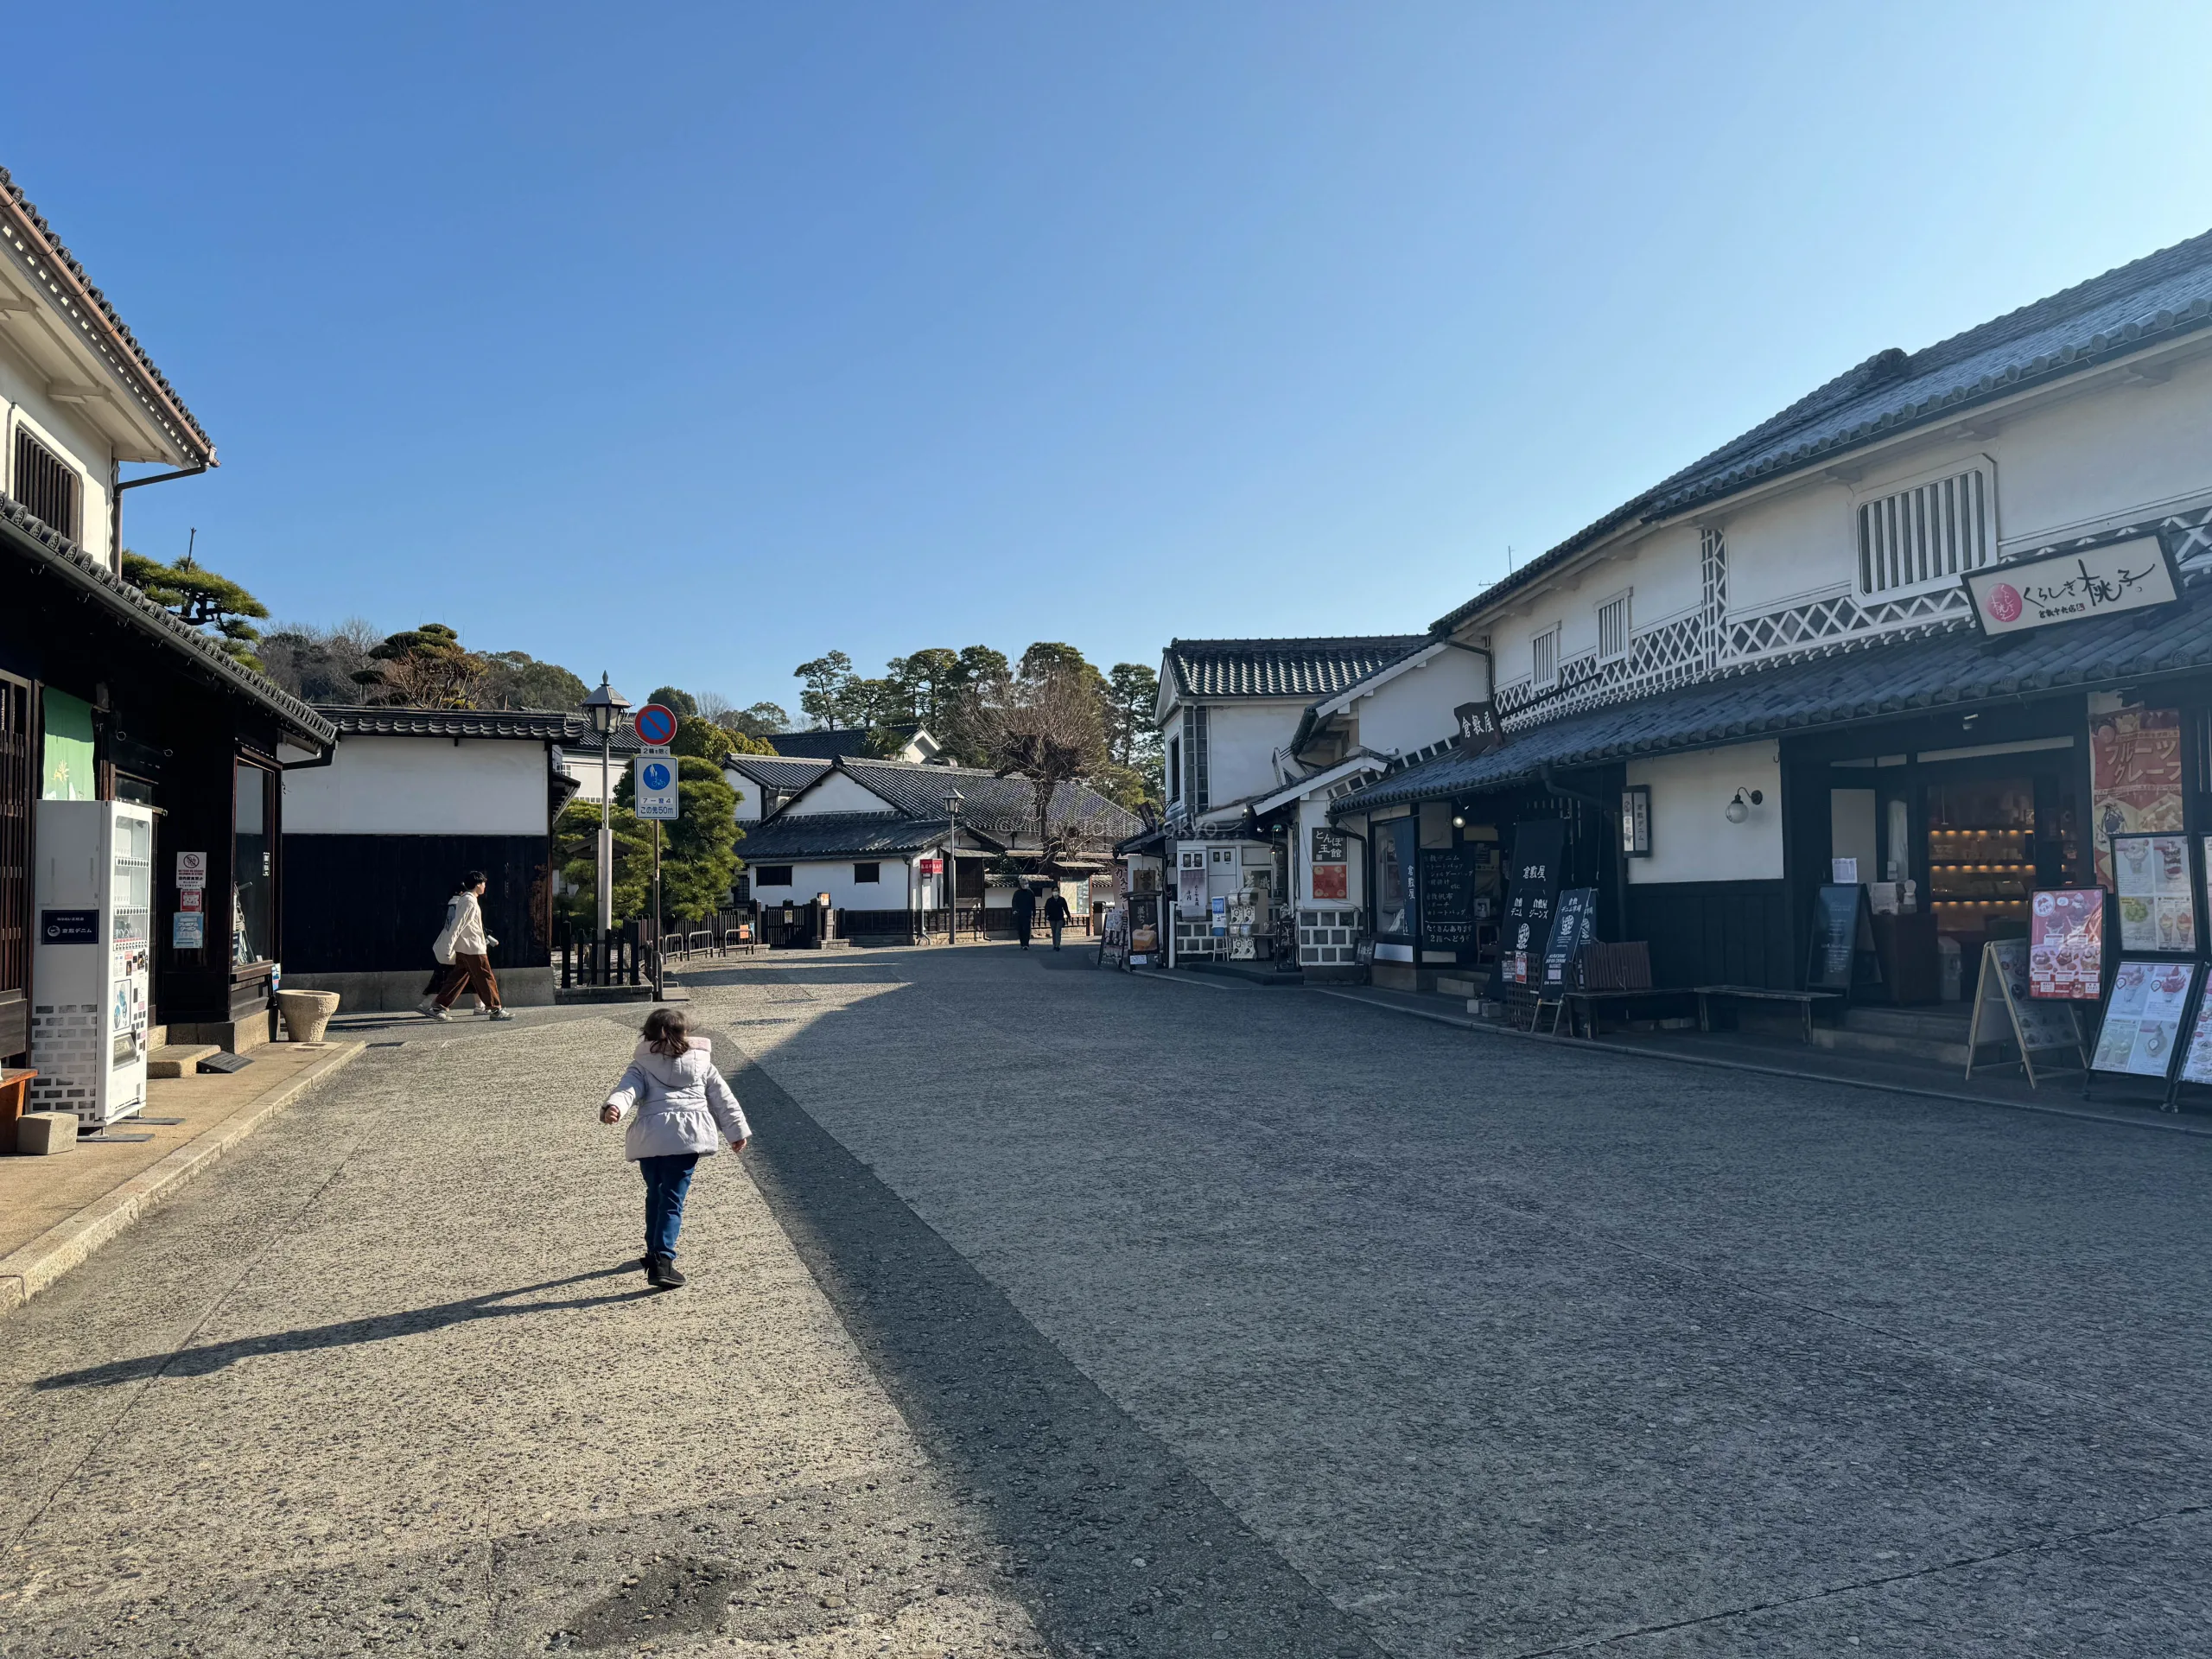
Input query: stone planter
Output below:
<box><xmin>276</xmin><ymin>989</ymin><xmax>342</xmax><ymax>1044</ymax></box>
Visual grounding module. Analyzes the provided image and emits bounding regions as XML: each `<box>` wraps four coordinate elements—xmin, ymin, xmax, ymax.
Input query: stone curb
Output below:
<box><xmin>0</xmin><ymin>1041</ymin><xmax>368</xmax><ymax>1317</ymax></box>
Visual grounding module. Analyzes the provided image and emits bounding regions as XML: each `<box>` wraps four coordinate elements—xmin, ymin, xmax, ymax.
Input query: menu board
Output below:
<box><xmin>2111</xmin><ymin>832</ymin><xmax>2197</xmax><ymax>953</ymax></box>
<box><xmin>1981</xmin><ymin>939</ymin><xmax>2082</xmax><ymax>1057</ymax></box>
<box><xmin>1418</xmin><ymin>848</ymin><xmax>1478</xmax><ymax>950</ymax></box>
<box><xmin>2028</xmin><ymin>888</ymin><xmax>2105</xmax><ymax>1000</ymax></box>
<box><xmin>2090</xmin><ymin>958</ymin><xmax>2199</xmax><ymax>1077</ymax></box>
<box><xmin>2177</xmin><ymin>992</ymin><xmax>2212</xmax><ymax>1087</ymax></box>
<box><xmin>1806</xmin><ymin>885</ymin><xmax>1881</xmax><ymax>993</ymax></box>
<box><xmin>1541</xmin><ymin>888</ymin><xmax>1600</xmax><ymax>988</ymax></box>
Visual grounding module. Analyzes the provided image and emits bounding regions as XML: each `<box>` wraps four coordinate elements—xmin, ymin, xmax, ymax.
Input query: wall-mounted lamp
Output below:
<box><xmin>1451</xmin><ymin>811</ymin><xmax>1466</xmax><ymax>829</ymax></box>
<box><xmin>1725</xmin><ymin>787</ymin><xmax>1764</xmax><ymax>824</ymax></box>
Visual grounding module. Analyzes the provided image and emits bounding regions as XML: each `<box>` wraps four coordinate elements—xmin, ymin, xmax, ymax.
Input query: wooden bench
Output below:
<box><xmin>1694</xmin><ymin>985</ymin><xmax>1843</xmax><ymax>1046</ymax></box>
<box><xmin>1560</xmin><ymin>988</ymin><xmax>1696</xmax><ymax>1040</ymax></box>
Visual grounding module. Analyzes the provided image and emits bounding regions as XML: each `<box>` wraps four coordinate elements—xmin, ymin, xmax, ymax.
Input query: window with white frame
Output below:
<box><xmin>1857</xmin><ymin>463</ymin><xmax>1993</xmax><ymax>597</ymax></box>
<box><xmin>1532</xmin><ymin>625</ymin><xmax>1560</xmax><ymax>687</ymax></box>
<box><xmin>1597</xmin><ymin>591</ymin><xmax>1630</xmax><ymax>662</ymax></box>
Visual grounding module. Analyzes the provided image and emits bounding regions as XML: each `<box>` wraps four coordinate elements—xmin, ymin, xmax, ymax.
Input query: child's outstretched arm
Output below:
<box><xmin>600</xmin><ymin>1061</ymin><xmax>647</xmax><ymax>1126</ymax></box>
<box><xmin>702</xmin><ymin>1065</ymin><xmax>751</xmax><ymax>1152</ymax></box>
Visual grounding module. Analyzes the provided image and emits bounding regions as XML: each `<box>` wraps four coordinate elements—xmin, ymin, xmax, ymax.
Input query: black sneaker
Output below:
<box><xmin>647</xmin><ymin>1255</ymin><xmax>687</xmax><ymax>1289</ymax></box>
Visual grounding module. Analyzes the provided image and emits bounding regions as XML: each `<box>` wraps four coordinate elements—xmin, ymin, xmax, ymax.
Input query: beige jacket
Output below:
<box><xmin>432</xmin><ymin>892</ymin><xmax>495</xmax><ymax>963</ymax></box>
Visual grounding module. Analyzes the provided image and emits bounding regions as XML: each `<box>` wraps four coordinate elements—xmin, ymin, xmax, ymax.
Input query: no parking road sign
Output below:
<box><xmin>632</xmin><ymin>702</ymin><xmax>680</xmax><ymax>748</ymax></box>
<box><xmin>634</xmin><ymin>755</ymin><xmax>678</xmax><ymax>820</ymax></box>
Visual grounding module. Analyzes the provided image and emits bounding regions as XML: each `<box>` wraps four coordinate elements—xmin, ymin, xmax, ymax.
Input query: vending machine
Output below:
<box><xmin>30</xmin><ymin>800</ymin><xmax>155</xmax><ymax>1127</ymax></box>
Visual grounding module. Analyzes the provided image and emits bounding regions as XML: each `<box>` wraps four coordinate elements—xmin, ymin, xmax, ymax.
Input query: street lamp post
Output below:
<box><xmin>944</xmin><ymin>789</ymin><xmax>963</xmax><ymax>945</ymax></box>
<box><xmin>581</xmin><ymin>674</ymin><xmax>631</xmax><ymax>952</ymax></box>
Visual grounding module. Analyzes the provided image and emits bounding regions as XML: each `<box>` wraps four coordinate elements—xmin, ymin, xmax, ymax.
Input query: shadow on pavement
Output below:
<box><xmin>35</xmin><ymin>1267</ymin><xmax>658</xmax><ymax>1389</ymax></box>
<box><xmin>717</xmin><ymin>1036</ymin><xmax>1382</xmax><ymax>1659</ymax></box>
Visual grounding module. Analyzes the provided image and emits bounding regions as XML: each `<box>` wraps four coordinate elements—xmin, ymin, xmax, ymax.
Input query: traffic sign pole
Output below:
<box><xmin>652</xmin><ymin>819</ymin><xmax>664</xmax><ymax>1001</ymax></box>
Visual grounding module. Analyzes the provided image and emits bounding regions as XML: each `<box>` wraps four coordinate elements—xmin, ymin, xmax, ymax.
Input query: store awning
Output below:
<box><xmin>1336</xmin><ymin>582</ymin><xmax>2212</xmax><ymax>816</ymax></box>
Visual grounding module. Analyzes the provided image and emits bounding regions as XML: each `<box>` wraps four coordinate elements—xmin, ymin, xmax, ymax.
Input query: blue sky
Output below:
<box><xmin>9</xmin><ymin>3</ymin><xmax>2212</xmax><ymax>716</ymax></box>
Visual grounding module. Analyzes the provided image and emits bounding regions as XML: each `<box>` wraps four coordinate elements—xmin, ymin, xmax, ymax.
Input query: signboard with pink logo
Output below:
<box><xmin>1963</xmin><ymin>535</ymin><xmax>2181</xmax><ymax>637</ymax></box>
<box><xmin>2089</xmin><ymin>958</ymin><xmax>2198</xmax><ymax>1078</ymax></box>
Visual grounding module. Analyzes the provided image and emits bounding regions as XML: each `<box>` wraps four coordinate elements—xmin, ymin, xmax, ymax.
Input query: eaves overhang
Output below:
<box><xmin>1</xmin><ymin>492</ymin><xmax>332</xmax><ymax>748</ymax></box>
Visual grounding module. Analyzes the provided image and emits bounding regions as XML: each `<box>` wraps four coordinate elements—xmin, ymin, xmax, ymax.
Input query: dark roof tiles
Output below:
<box><xmin>1166</xmin><ymin>636</ymin><xmax>1430</xmax><ymax>700</ymax></box>
<box><xmin>1434</xmin><ymin>226</ymin><xmax>2212</xmax><ymax>633</ymax></box>
<box><xmin>321</xmin><ymin>707</ymin><xmax>585</xmax><ymax>740</ymax></box>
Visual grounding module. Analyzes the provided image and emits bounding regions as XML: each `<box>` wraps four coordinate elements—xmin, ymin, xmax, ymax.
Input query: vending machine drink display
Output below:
<box><xmin>30</xmin><ymin>800</ymin><xmax>155</xmax><ymax>1127</ymax></box>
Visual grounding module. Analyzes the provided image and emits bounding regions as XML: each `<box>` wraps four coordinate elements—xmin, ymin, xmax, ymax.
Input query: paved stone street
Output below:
<box><xmin>7</xmin><ymin>944</ymin><xmax>2212</xmax><ymax>1656</ymax></box>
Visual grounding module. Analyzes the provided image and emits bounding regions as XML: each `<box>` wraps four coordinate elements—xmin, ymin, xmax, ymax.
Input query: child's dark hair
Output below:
<box><xmin>642</xmin><ymin>1007</ymin><xmax>693</xmax><ymax>1058</ymax></box>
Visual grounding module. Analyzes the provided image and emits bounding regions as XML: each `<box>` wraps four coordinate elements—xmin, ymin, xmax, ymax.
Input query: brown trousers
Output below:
<box><xmin>435</xmin><ymin>952</ymin><xmax>502</xmax><ymax>1011</ymax></box>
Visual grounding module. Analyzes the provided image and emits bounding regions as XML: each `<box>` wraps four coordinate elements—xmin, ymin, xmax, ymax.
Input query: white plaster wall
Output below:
<box><xmin>1990</xmin><ymin>357</ymin><xmax>2212</xmax><ymax>545</ymax></box>
<box><xmin>0</xmin><ymin>351</ymin><xmax>117</xmax><ymax>562</ymax></box>
<box><xmin>283</xmin><ymin>736</ymin><xmax>550</xmax><ymax>836</ymax></box>
<box><xmin>749</xmin><ymin>856</ymin><xmax>918</xmax><ymax>910</ymax></box>
<box><xmin>1624</xmin><ymin>741</ymin><xmax>1783</xmax><ymax>884</ymax></box>
<box><xmin>1723</xmin><ymin>480</ymin><xmax>1858</xmax><ymax>613</ymax></box>
<box><xmin>1205</xmin><ymin>700</ymin><xmax>1306</xmax><ymax>804</ymax></box>
<box><xmin>781</xmin><ymin>771</ymin><xmax>894</xmax><ymax>815</ymax></box>
<box><xmin>721</xmin><ymin>763</ymin><xmax>766</xmax><ymax>820</ymax></box>
<box><xmin>1353</xmin><ymin>650</ymin><xmax>1490</xmax><ymax>757</ymax></box>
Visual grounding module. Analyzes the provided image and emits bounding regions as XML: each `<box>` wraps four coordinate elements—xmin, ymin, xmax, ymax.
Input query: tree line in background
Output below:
<box><xmin>114</xmin><ymin>544</ymin><xmax>1167</xmax><ymax>910</ymax></box>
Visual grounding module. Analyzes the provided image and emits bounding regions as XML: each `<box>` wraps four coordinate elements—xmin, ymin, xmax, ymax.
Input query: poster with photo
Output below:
<box><xmin>2091</xmin><ymin>958</ymin><xmax>2198</xmax><ymax>1077</ymax></box>
<box><xmin>2111</xmin><ymin>833</ymin><xmax>2197</xmax><ymax>953</ymax></box>
<box><xmin>2177</xmin><ymin>990</ymin><xmax>2212</xmax><ymax>1088</ymax></box>
<box><xmin>2029</xmin><ymin>888</ymin><xmax>2104</xmax><ymax>999</ymax></box>
<box><xmin>2091</xmin><ymin>706</ymin><xmax>2183</xmax><ymax>888</ymax></box>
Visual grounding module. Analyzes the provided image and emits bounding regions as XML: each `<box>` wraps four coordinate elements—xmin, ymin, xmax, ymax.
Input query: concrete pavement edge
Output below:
<box><xmin>0</xmin><ymin>1041</ymin><xmax>368</xmax><ymax>1318</ymax></box>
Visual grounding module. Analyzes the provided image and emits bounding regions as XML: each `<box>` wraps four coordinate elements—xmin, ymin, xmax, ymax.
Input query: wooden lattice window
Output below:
<box><xmin>1597</xmin><ymin>592</ymin><xmax>1630</xmax><ymax>662</ymax></box>
<box><xmin>1532</xmin><ymin>626</ymin><xmax>1560</xmax><ymax>687</ymax></box>
<box><xmin>10</xmin><ymin>428</ymin><xmax>81</xmax><ymax>543</ymax></box>
<box><xmin>1858</xmin><ymin>465</ymin><xmax>1992</xmax><ymax>597</ymax></box>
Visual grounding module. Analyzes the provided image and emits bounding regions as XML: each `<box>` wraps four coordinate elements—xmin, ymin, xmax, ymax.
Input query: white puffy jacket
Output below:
<box><xmin>603</xmin><ymin>1038</ymin><xmax>751</xmax><ymax>1160</ymax></box>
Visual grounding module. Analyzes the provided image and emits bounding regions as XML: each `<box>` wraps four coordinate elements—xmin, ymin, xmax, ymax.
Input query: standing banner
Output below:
<box><xmin>1541</xmin><ymin>887</ymin><xmax>1599</xmax><ymax>990</ymax></box>
<box><xmin>2028</xmin><ymin>888</ymin><xmax>2105</xmax><ymax>1000</ymax></box>
<box><xmin>2089</xmin><ymin>706</ymin><xmax>2183</xmax><ymax>888</ymax></box>
<box><xmin>1503</xmin><ymin>819</ymin><xmax>1567</xmax><ymax>986</ymax></box>
<box><xmin>1965</xmin><ymin>938</ymin><xmax>2085</xmax><ymax>1087</ymax></box>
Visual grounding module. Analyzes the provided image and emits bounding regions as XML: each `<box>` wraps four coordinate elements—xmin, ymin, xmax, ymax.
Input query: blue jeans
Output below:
<box><xmin>639</xmin><ymin>1154</ymin><xmax>701</xmax><ymax>1261</ymax></box>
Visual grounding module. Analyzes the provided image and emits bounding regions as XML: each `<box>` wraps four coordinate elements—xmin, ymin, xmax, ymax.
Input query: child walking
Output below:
<box><xmin>600</xmin><ymin>1008</ymin><xmax>750</xmax><ymax>1289</ymax></box>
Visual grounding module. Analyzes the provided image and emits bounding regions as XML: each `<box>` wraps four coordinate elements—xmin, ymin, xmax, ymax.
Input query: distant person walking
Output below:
<box><xmin>420</xmin><ymin>871</ymin><xmax>513</xmax><ymax>1021</ymax></box>
<box><xmin>1044</xmin><ymin>887</ymin><xmax>1071</xmax><ymax>950</ymax></box>
<box><xmin>1010</xmin><ymin>882</ymin><xmax>1038</xmax><ymax>950</ymax></box>
<box><xmin>600</xmin><ymin>1008</ymin><xmax>750</xmax><ymax>1289</ymax></box>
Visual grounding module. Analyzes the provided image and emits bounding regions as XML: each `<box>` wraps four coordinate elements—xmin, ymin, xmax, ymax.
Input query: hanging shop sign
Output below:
<box><xmin>1620</xmin><ymin>785</ymin><xmax>1651</xmax><ymax>858</ymax></box>
<box><xmin>1454</xmin><ymin>701</ymin><xmax>1504</xmax><ymax>756</ymax></box>
<box><xmin>1964</xmin><ymin>535</ymin><xmax>2181</xmax><ymax>637</ymax></box>
<box><xmin>2028</xmin><ymin>888</ymin><xmax>2105</xmax><ymax>999</ymax></box>
<box><xmin>2110</xmin><ymin>831</ymin><xmax>2198</xmax><ymax>953</ymax></box>
<box><xmin>1805</xmin><ymin>884</ymin><xmax>1883</xmax><ymax>994</ymax></box>
<box><xmin>2089</xmin><ymin>957</ymin><xmax>2198</xmax><ymax>1078</ymax></box>
<box><xmin>1417</xmin><ymin>846</ymin><xmax>1478</xmax><ymax>950</ymax></box>
<box><xmin>1311</xmin><ymin>825</ymin><xmax>1349</xmax><ymax>901</ymax></box>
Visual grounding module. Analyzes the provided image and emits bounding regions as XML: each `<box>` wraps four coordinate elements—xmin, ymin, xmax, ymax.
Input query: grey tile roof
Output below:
<box><xmin>833</xmin><ymin>759</ymin><xmax>1142</xmax><ymax>842</ymax></box>
<box><xmin>724</xmin><ymin>754</ymin><xmax>834</xmax><ymax>791</ymax></box>
<box><xmin>1340</xmin><ymin>583</ymin><xmax>2212</xmax><ymax>814</ymax></box>
<box><xmin>1434</xmin><ymin>226</ymin><xmax>2212</xmax><ymax>634</ymax></box>
<box><xmin>765</xmin><ymin>728</ymin><xmax>894</xmax><ymax>760</ymax></box>
<box><xmin>0</xmin><ymin>165</ymin><xmax>213</xmax><ymax>462</ymax></box>
<box><xmin>322</xmin><ymin>706</ymin><xmax>585</xmax><ymax>740</ymax></box>
<box><xmin>0</xmin><ymin>494</ymin><xmax>334</xmax><ymax>745</ymax></box>
<box><xmin>736</xmin><ymin>812</ymin><xmax>943</xmax><ymax>862</ymax></box>
<box><xmin>1166</xmin><ymin>636</ymin><xmax>1430</xmax><ymax>700</ymax></box>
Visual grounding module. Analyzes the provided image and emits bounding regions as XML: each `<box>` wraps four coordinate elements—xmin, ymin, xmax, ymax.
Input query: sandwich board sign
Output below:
<box><xmin>634</xmin><ymin>755</ymin><xmax>679</xmax><ymax>821</ymax></box>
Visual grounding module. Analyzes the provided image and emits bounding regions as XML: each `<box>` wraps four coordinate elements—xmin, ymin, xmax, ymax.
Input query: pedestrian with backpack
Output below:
<box><xmin>419</xmin><ymin>871</ymin><xmax>512</xmax><ymax>1021</ymax></box>
<box><xmin>600</xmin><ymin>1008</ymin><xmax>750</xmax><ymax>1288</ymax></box>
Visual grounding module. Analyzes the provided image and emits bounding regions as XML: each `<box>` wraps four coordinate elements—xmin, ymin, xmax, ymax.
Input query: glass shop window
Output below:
<box><xmin>233</xmin><ymin>761</ymin><xmax>274</xmax><ymax>965</ymax></box>
<box><xmin>1925</xmin><ymin>777</ymin><xmax>2035</xmax><ymax>939</ymax></box>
